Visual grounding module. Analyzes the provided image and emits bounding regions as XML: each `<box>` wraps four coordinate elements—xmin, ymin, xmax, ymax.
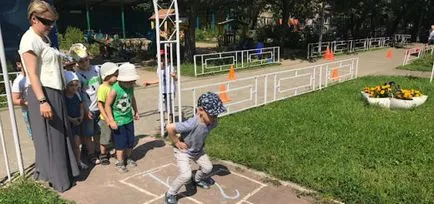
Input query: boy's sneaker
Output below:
<box><xmin>115</xmin><ymin>160</ymin><xmax>128</xmax><ymax>173</ymax></box>
<box><xmin>126</xmin><ymin>158</ymin><xmax>137</xmax><ymax>167</ymax></box>
<box><xmin>192</xmin><ymin>177</ymin><xmax>212</xmax><ymax>189</ymax></box>
<box><xmin>165</xmin><ymin>192</ymin><xmax>177</xmax><ymax>204</ymax></box>
<box><xmin>100</xmin><ymin>155</ymin><xmax>110</xmax><ymax>166</ymax></box>
<box><xmin>89</xmin><ymin>154</ymin><xmax>101</xmax><ymax>165</ymax></box>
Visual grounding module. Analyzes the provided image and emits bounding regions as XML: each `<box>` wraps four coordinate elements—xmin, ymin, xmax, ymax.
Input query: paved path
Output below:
<box><xmin>1</xmin><ymin>44</ymin><xmax>431</xmax><ymax>203</ymax></box>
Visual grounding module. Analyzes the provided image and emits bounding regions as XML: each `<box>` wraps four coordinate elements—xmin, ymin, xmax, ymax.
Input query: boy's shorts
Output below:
<box><xmin>70</xmin><ymin>122</ymin><xmax>81</xmax><ymax>136</ymax></box>
<box><xmin>81</xmin><ymin>110</ymin><xmax>101</xmax><ymax>137</ymax></box>
<box><xmin>112</xmin><ymin>122</ymin><xmax>135</xmax><ymax>150</ymax></box>
<box><xmin>98</xmin><ymin>120</ymin><xmax>112</xmax><ymax>145</ymax></box>
<box><xmin>22</xmin><ymin>111</ymin><xmax>32</xmax><ymax>139</ymax></box>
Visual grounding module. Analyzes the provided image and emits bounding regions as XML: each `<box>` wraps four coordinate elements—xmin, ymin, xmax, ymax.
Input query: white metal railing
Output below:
<box><xmin>0</xmin><ymin>72</ymin><xmax>21</xmax><ymax>106</ymax></box>
<box><xmin>394</xmin><ymin>34</ymin><xmax>411</xmax><ymax>46</ymax></box>
<box><xmin>307</xmin><ymin>36</ymin><xmax>409</xmax><ymax>59</ymax></box>
<box><xmin>182</xmin><ymin>58</ymin><xmax>359</xmax><ymax>117</ymax></box>
<box><xmin>402</xmin><ymin>45</ymin><xmax>434</xmax><ymax>66</ymax></box>
<box><xmin>193</xmin><ymin>47</ymin><xmax>280</xmax><ymax>77</ymax></box>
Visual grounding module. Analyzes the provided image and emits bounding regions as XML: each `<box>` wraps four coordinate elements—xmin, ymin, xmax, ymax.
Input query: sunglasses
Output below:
<box><xmin>35</xmin><ymin>16</ymin><xmax>55</xmax><ymax>27</ymax></box>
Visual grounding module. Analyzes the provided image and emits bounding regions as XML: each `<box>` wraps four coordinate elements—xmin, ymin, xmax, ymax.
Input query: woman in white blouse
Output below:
<box><xmin>19</xmin><ymin>0</ymin><xmax>79</xmax><ymax>192</ymax></box>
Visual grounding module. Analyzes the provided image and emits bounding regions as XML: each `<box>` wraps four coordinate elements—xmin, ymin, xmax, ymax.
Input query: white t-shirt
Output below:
<box><xmin>157</xmin><ymin>65</ymin><xmax>176</xmax><ymax>94</ymax></box>
<box><xmin>76</xmin><ymin>65</ymin><xmax>101</xmax><ymax>112</ymax></box>
<box><xmin>11</xmin><ymin>73</ymin><xmax>30</xmax><ymax>112</ymax></box>
<box><xmin>19</xmin><ymin>27</ymin><xmax>65</xmax><ymax>90</ymax></box>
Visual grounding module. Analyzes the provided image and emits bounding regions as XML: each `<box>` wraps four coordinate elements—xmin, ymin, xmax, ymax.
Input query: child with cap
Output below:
<box><xmin>11</xmin><ymin>54</ymin><xmax>32</xmax><ymax>139</ymax></box>
<box><xmin>69</xmin><ymin>43</ymin><xmax>102</xmax><ymax>165</ymax></box>
<box><xmin>165</xmin><ymin>92</ymin><xmax>227</xmax><ymax>204</ymax></box>
<box><xmin>97</xmin><ymin>62</ymin><xmax>119</xmax><ymax>165</ymax></box>
<box><xmin>105</xmin><ymin>63</ymin><xmax>140</xmax><ymax>173</ymax></box>
<box><xmin>64</xmin><ymin>71</ymin><xmax>87</xmax><ymax>170</ymax></box>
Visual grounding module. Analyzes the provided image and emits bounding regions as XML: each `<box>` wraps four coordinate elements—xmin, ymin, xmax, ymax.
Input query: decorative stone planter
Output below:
<box><xmin>360</xmin><ymin>91</ymin><xmax>428</xmax><ymax>109</ymax></box>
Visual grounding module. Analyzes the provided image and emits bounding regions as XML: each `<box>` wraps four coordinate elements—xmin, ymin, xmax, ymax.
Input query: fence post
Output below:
<box><xmin>194</xmin><ymin>55</ymin><xmax>197</xmax><ymax>77</ymax></box>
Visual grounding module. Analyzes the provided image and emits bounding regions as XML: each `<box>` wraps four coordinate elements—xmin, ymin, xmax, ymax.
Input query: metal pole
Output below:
<box><xmin>86</xmin><ymin>0</ymin><xmax>91</xmax><ymax>32</ymax></box>
<box><xmin>121</xmin><ymin>0</ymin><xmax>126</xmax><ymax>39</ymax></box>
<box><xmin>0</xmin><ymin>25</ymin><xmax>24</xmax><ymax>175</ymax></box>
<box><xmin>153</xmin><ymin>0</ymin><xmax>164</xmax><ymax>137</ymax></box>
<box><xmin>174</xmin><ymin>0</ymin><xmax>182</xmax><ymax>122</ymax></box>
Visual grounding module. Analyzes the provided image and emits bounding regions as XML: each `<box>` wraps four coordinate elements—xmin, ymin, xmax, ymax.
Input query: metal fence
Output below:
<box><xmin>193</xmin><ymin>47</ymin><xmax>280</xmax><ymax>77</ymax></box>
<box><xmin>307</xmin><ymin>37</ymin><xmax>392</xmax><ymax>59</ymax></box>
<box><xmin>182</xmin><ymin>58</ymin><xmax>359</xmax><ymax>117</ymax></box>
<box><xmin>402</xmin><ymin>45</ymin><xmax>434</xmax><ymax>66</ymax></box>
<box><xmin>0</xmin><ymin>71</ymin><xmax>21</xmax><ymax>105</ymax></box>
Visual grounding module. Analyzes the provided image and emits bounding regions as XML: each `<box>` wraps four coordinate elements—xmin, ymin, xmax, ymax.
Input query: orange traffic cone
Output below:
<box><xmin>324</xmin><ymin>47</ymin><xmax>334</xmax><ymax>61</ymax></box>
<box><xmin>219</xmin><ymin>84</ymin><xmax>231</xmax><ymax>102</ymax></box>
<box><xmin>228</xmin><ymin>65</ymin><xmax>236</xmax><ymax>80</ymax></box>
<box><xmin>324</xmin><ymin>47</ymin><xmax>331</xmax><ymax>60</ymax></box>
<box><xmin>331</xmin><ymin>68</ymin><xmax>339</xmax><ymax>80</ymax></box>
<box><xmin>386</xmin><ymin>49</ymin><xmax>393</xmax><ymax>60</ymax></box>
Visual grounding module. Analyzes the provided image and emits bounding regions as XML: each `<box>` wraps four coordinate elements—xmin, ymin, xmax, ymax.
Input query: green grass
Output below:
<box><xmin>206</xmin><ymin>76</ymin><xmax>434</xmax><ymax>203</ymax></box>
<box><xmin>0</xmin><ymin>178</ymin><xmax>73</xmax><ymax>203</ymax></box>
<box><xmin>397</xmin><ymin>54</ymin><xmax>434</xmax><ymax>72</ymax></box>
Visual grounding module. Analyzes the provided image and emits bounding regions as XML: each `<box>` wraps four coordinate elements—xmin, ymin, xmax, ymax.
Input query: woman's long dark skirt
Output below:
<box><xmin>27</xmin><ymin>87</ymin><xmax>80</xmax><ymax>192</ymax></box>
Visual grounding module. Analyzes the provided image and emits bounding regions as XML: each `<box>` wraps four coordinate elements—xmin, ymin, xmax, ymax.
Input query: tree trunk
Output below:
<box><xmin>184</xmin><ymin>6</ymin><xmax>197</xmax><ymax>62</ymax></box>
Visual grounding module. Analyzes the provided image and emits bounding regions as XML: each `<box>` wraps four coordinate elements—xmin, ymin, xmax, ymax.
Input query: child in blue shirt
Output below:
<box><xmin>64</xmin><ymin>71</ymin><xmax>87</xmax><ymax>170</ymax></box>
<box><xmin>165</xmin><ymin>92</ymin><xmax>227</xmax><ymax>204</ymax></box>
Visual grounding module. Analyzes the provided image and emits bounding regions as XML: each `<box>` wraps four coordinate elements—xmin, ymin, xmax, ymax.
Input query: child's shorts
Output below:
<box><xmin>112</xmin><ymin>122</ymin><xmax>135</xmax><ymax>150</ymax></box>
<box><xmin>22</xmin><ymin>111</ymin><xmax>32</xmax><ymax>139</ymax></box>
<box><xmin>80</xmin><ymin>110</ymin><xmax>101</xmax><ymax>137</ymax></box>
<box><xmin>70</xmin><ymin>122</ymin><xmax>81</xmax><ymax>136</ymax></box>
<box><xmin>98</xmin><ymin>120</ymin><xmax>112</xmax><ymax>145</ymax></box>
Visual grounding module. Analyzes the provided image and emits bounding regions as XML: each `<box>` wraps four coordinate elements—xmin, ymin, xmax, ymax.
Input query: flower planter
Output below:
<box><xmin>360</xmin><ymin>91</ymin><xmax>428</xmax><ymax>109</ymax></box>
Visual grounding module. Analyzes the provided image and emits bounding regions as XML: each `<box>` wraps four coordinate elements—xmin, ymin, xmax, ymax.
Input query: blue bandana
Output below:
<box><xmin>197</xmin><ymin>92</ymin><xmax>227</xmax><ymax>116</ymax></box>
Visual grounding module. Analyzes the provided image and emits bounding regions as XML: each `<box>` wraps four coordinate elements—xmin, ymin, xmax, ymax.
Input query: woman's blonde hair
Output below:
<box><xmin>27</xmin><ymin>0</ymin><xmax>58</xmax><ymax>22</ymax></box>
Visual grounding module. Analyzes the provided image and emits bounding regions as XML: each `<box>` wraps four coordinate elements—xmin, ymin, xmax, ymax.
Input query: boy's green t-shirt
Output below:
<box><xmin>112</xmin><ymin>82</ymin><xmax>134</xmax><ymax>126</ymax></box>
<box><xmin>97</xmin><ymin>83</ymin><xmax>111</xmax><ymax>121</ymax></box>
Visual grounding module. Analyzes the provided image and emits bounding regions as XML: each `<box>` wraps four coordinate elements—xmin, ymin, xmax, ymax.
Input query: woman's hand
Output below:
<box><xmin>40</xmin><ymin>102</ymin><xmax>53</xmax><ymax>120</ymax></box>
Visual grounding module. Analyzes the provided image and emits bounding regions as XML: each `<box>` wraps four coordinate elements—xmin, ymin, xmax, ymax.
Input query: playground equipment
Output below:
<box><xmin>153</xmin><ymin>0</ymin><xmax>182</xmax><ymax>137</ymax></box>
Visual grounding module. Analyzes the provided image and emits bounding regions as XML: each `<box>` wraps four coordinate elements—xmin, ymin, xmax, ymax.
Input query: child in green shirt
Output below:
<box><xmin>105</xmin><ymin>63</ymin><xmax>140</xmax><ymax>173</ymax></box>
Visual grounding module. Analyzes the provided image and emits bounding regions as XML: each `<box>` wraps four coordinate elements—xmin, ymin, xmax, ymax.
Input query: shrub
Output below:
<box><xmin>58</xmin><ymin>26</ymin><xmax>85</xmax><ymax>50</ymax></box>
<box><xmin>195</xmin><ymin>29</ymin><xmax>218</xmax><ymax>41</ymax></box>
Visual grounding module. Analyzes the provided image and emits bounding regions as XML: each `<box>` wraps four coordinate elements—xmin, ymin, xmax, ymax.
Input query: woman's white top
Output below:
<box><xmin>19</xmin><ymin>27</ymin><xmax>65</xmax><ymax>90</ymax></box>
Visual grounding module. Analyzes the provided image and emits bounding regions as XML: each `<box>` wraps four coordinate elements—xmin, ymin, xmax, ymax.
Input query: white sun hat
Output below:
<box><xmin>69</xmin><ymin>43</ymin><xmax>88</xmax><ymax>62</ymax></box>
<box><xmin>100</xmin><ymin>62</ymin><xmax>119</xmax><ymax>80</ymax></box>
<box><xmin>64</xmin><ymin>70</ymin><xmax>79</xmax><ymax>85</ymax></box>
<box><xmin>117</xmin><ymin>63</ymin><xmax>139</xmax><ymax>82</ymax></box>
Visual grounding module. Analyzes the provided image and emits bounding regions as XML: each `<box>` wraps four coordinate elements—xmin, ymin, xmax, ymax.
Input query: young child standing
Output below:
<box><xmin>143</xmin><ymin>51</ymin><xmax>177</xmax><ymax>122</ymax></box>
<box><xmin>165</xmin><ymin>92</ymin><xmax>226</xmax><ymax>204</ymax></box>
<box><xmin>105</xmin><ymin>63</ymin><xmax>140</xmax><ymax>173</ymax></box>
<box><xmin>11</xmin><ymin>54</ymin><xmax>31</xmax><ymax>138</ymax></box>
<box><xmin>64</xmin><ymin>71</ymin><xmax>87</xmax><ymax>170</ymax></box>
<box><xmin>97</xmin><ymin>62</ymin><xmax>119</xmax><ymax>165</ymax></box>
<box><xmin>70</xmin><ymin>43</ymin><xmax>102</xmax><ymax>165</ymax></box>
